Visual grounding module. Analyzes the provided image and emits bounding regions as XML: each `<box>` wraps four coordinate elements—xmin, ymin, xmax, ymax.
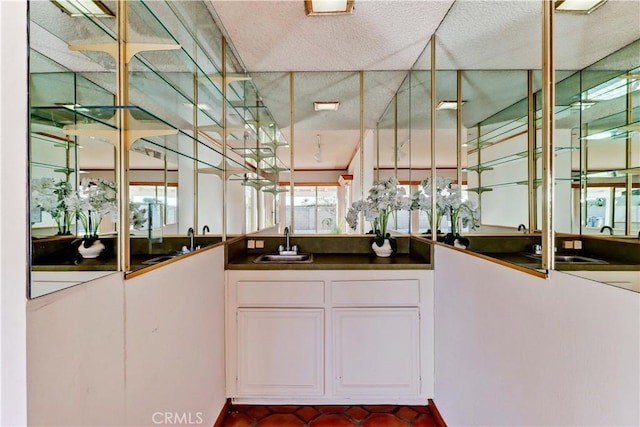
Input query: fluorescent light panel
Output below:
<box><xmin>51</xmin><ymin>0</ymin><xmax>114</xmax><ymax>17</ymax></box>
<box><xmin>436</xmin><ymin>100</ymin><xmax>466</xmax><ymax>110</ymax></box>
<box><xmin>305</xmin><ymin>0</ymin><xmax>354</xmax><ymax>16</ymax></box>
<box><xmin>314</xmin><ymin>101</ymin><xmax>340</xmax><ymax>111</ymax></box>
<box><xmin>555</xmin><ymin>0</ymin><xmax>607</xmax><ymax>14</ymax></box>
<box><xmin>570</xmin><ymin>100</ymin><xmax>596</xmax><ymax>108</ymax></box>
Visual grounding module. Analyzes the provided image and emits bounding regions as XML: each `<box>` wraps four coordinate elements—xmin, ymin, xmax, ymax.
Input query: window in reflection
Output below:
<box><xmin>129</xmin><ymin>184</ymin><xmax>178</xmax><ymax>234</ymax></box>
<box><xmin>284</xmin><ymin>186</ymin><xmax>339</xmax><ymax>234</ymax></box>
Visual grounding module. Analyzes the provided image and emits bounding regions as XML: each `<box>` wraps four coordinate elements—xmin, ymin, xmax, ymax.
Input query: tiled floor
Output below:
<box><xmin>221</xmin><ymin>404</ymin><xmax>438</xmax><ymax>427</ymax></box>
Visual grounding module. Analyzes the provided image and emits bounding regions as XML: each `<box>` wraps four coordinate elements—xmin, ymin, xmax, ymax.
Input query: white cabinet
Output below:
<box><xmin>226</xmin><ymin>269</ymin><xmax>433</xmax><ymax>404</ymax></box>
<box><xmin>237</xmin><ymin>309</ymin><xmax>324</xmax><ymax>396</ymax></box>
<box><xmin>333</xmin><ymin>308</ymin><xmax>420</xmax><ymax>396</ymax></box>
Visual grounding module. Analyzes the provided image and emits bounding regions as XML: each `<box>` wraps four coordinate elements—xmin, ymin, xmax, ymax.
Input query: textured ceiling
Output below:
<box><xmin>210</xmin><ymin>0</ymin><xmax>640</xmax><ymax>172</ymax></box>
<box><xmin>210</xmin><ymin>0</ymin><xmax>454</xmax><ymax>72</ymax></box>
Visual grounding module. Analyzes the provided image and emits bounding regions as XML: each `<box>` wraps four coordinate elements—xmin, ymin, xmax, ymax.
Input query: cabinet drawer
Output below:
<box><xmin>331</xmin><ymin>279</ymin><xmax>419</xmax><ymax>305</ymax></box>
<box><xmin>237</xmin><ymin>280</ymin><xmax>325</xmax><ymax>306</ymax></box>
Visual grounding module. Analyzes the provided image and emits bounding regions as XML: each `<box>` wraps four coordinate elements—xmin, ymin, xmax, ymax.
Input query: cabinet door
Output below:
<box><xmin>333</xmin><ymin>308</ymin><xmax>420</xmax><ymax>396</ymax></box>
<box><xmin>237</xmin><ymin>309</ymin><xmax>324</xmax><ymax>396</ymax></box>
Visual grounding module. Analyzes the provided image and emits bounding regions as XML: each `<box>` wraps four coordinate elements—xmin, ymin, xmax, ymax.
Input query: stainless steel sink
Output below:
<box><xmin>554</xmin><ymin>255</ymin><xmax>608</xmax><ymax>264</ymax></box>
<box><xmin>142</xmin><ymin>254</ymin><xmax>180</xmax><ymax>265</ymax></box>
<box><xmin>522</xmin><ymin>253</ymin><xmax>608</xmax><ymax>264</ymax></box>
<box><xmin>253</xmin><ymin>253</ymin><xmax>313</xmax><ymax>263</ymax></box>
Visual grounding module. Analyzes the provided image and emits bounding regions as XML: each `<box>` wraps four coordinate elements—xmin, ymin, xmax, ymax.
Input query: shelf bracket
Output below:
<box><xmin>467</xmin><ymin>187</ymin><xmax>493</xmax><ymax>194</ymax></box>
<box><xmin>199</xmin><ymin>159</ymin><xmax>247</xmax><ymax>180</ymax></box>
<box><xmin>68</xmin><ymin>42</ymin><xmax>181</xmax><ymax>63</ymax></box>
<box><xmin>62</xmin><ymin>123</ymin><xmax>118</xmax><ymax>144</ymax></box>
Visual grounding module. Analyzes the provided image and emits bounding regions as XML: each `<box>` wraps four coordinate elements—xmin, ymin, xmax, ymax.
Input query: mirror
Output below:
<box><xmin>29</xmin><ymin>0</ymin><xmax>638</xmax><ymax>295</ymax></box>
<box><xmin>28</xmin><ymin>0</ymin><xmax>291</xmax><ymax>297</ymax></box>
<box><xmin>425</xmin><ymin>0</ymin><xmax>639</xmax><ymax>286</ymax></box>
<box><xmin>557</xmin><ymin>39</ymin><xmax>640</xmax><ymax>292</ymax></box>
<box><xmin>29</xmin><ymin>0</ymin><xmax>119</xmax><ymax>298</ymax></box>
<box><xmin>572</xmin><ymin>40</ymin><xmax>640</xmax><ymax>237</ymax></box>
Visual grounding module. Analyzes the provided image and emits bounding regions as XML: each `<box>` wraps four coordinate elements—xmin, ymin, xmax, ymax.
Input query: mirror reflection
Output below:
<box><xmin>28</xmin><ymin>0</ymin><xmax>639</xmax><ymax>296</ymax></box>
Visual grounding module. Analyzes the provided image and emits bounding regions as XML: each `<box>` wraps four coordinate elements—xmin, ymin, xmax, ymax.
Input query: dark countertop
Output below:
<box><xmin>225</xmin><ymin>235</ymin><xmax>433</xmax><ymax>270</ymax></box>
<box><xmin>226</xmin><ymin>252</ymin><xmax>431</xmax><ymax>270</ymax></box>
<box><xmin>481</xmin><ymin>251</ymin><xmax>640</xmax><ymax>271</ymax></box>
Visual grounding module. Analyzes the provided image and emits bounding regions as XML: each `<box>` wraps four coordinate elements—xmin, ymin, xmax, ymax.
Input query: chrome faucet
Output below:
<box><xmin>517</xmin><ymin>223</ymin><xmax>527</xmax><ymax>233</ymax></box>
<box><xmin>284</xmin><ymin>226</ymin><xmax>290</xmax><ymax>251</ymax></box>
<box><xmin>279</xmin><ymin>226</ymin><xmax>298</xmax><ymax>255</ymax></box>
<box><xmin>202</xmin><ymin>224</ymin><xmax>210</xmax><ymax>235</ymax></box>
<box><xmin>187</xmin><ymin>227</ymin><xmax>195</xmax><ymax>251</ymax></box>
<box><xmin>600</xmin><ymin>225</ymin><xmax>613</xmax><ymax>235</ymax></box>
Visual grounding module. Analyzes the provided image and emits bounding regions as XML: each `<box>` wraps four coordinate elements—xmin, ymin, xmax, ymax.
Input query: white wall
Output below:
<box><xmin>27</xmin><ymin>273</ymin><xmax>126</xmax><ymax>426</ymax></box>
<box><xmin>434</xmin><ymin>245</ymin><xmax>640</xmax><ymax>426</ymax></box>
<box><xmin>27</xmin><ymin>247</ymin><xmax>227</xmax><ymax>427</ymax></box>
<box><xmin>125</xmin><ymin>247</ymin><xmax>226</xmax><ymax>426</ymax></box>
<box><xmin>0</xmin><ymin>1</ymin><xmax>28</xmax><ymax>425</ymax></box>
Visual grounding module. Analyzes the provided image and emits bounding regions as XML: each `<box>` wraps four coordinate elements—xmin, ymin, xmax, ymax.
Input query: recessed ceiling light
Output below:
<box><xmin>51</xmin><ymin>0</ymin><xmax>114</xmax><ymax>17</ymax></box>
<box><xmin>436</xmin><ymin>101</ymin><xmax>466</xmax><ymax>110</ymax></box>
<box><xmin>313</xmin><ymin>101</ymin><xmax>340</xmax><ymax>111</ymax></box>
<box><xmin>555</xmin><ymin>0</ymin><xmax>607</xmax><ymax>14</ymax></box>
<box><xmin>305</xmin><ymin>0</ymin><xmax>354</xmax><ymax>16</ymax></box>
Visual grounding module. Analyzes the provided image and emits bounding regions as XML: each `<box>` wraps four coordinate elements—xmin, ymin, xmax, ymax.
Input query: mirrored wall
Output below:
<box><xmin>28</xmin><ymin>0</ymin><xmax>290</xmax><ymax>297</ymax></box>
<box><xmin>28</xmin><ymin>0</ymin><xmax>639</xmax><ymax>297</ymax></box>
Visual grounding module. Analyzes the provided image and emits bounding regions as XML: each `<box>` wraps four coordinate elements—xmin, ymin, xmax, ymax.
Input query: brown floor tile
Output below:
<box><xmin>246</xmin><ymin>406</ymin><xmax>271</xmax><ymax>420</ymax></box>
<box><xmin>310</xmin><ymin>414</ymin><xmax>358</xmax><ymax>427</ymax></box>
<box><xmin>268</xmin><ymin>405</ymin><xmax>299</xmax><ymax>413</ymax></box>
<box><xmin>412</xmin><ymin>413</ymin><xmax>438</xmax><ymax>427</ymax></box>
<box><xmin>362</xmin><ymin>413</ymin><xmax>408</xmax><ymax>427</ymax></box>
<box><xmin>222</xmin><ymin>404</ymin><xmax>441</xmax><ymax>427</ymax></box>
<box><xmin>222</xmin><ymin>412</ymin><xmax>253</xmax><ymax>427</ymax></box>
<box><xmin>230</xmin><ymin>405</ymin><xmax>253</xmax><ymax>413</ymax></box>
<box><xmin>396</xmin><ymin>406</ymin><xmax>419</xmax><ymax>422</ymax></box>
<box><xmin>318</xmin><ymin>405</ymin><xmax>349</xmax><ymax>414</ymax></box>
<box><xmin>345</xmin><ymin>406</ymin><xmax>370</xmax><ymax>421</ymax></box>
<box><xmin>363</xmin><ymin>405</ymin><xmax>398</xmax><ymax>413</ymax></box>
<box><xmin>257</xmin><ymin>413</ymin><xmax>304</xmax><ymax>427</ymax></box>
<box><xmin>296</xmin><ymin>406</ymin><xmax>320</xmax><ymax>422</ymax></box>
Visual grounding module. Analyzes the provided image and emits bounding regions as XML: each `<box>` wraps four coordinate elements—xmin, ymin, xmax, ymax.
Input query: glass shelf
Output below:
<box><xmin>125</xmin><ymin>0</ymin><xmax>288</xmax><ymax>172</ymax></box>
<box><xmin>467</xmin><ymin>178</ymin><xmax>576</xmax><ymax>193</ymax></box>
<box><xmin>31</xmin><ymin>1</ymin><xmax>282</xmax><ymax>182</ymax></box>
<box><xmin>466</xmin><ymin>117</ymin><xmax>527</xmax><ymax>149</ymax></box>
<box><xmin>573</xmin><ymin>167</ymin><xmax>640</xmax><ymax>180</ymax></box>
<box><xmin>30</xmin><ymin>106</ymin><xmax>118</xmax><ymax>130</ymax></box>
<box><xmin>465</xmin><ymin>146</ymin><xmax>575</xmax><ymax>173</ymax></box>
<box><xmin>30</xmin><ymin>162</ymin><xmax>76</xmax><ymax>175</ymax></box>
<box><xmin>581</xmin><ymin>118</ymin><xmax>640</xmax><ymax>141</ymax></box>
<box><xmin>233</xmin><ymin>147</ymin><xmax>277</xmax><ymax>162</ymax></box>
<box><xmin>467</xmin><ymin>106</ymin><xmax>573</xmax><ymax>149</ymax></box>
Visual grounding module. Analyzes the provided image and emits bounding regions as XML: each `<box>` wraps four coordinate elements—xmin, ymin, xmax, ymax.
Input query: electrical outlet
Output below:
<box><xmin>247</xmin><ymin>239</ymin><xmax>255</xmax><ymax>249</ymax></box>
<box><xmin>573</xmin><ymin>240</ymin><xmax>582</xmax><ymax>250</ymax></box>
<box><xmin>563</xmin><ymin>240</ymin><xmax>574</xmax><ymax>249</ymax></box>
<box><xmin>255</xmin><ymin>240</ymin><xmax>264</xmax><ymax>248</ymax></box>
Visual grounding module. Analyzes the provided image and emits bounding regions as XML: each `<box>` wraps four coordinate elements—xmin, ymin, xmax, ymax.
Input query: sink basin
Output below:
<box><xmin>554</xmin><ymin>255</ymin><xmax>608</xmax><ymax>264</ymax></box>
<box><xmin>522</xmin><ymin>253</ymin><xmax>608</xmax><ymax>264</ymax></box>
<box><xmin>254</xmin><ymin>253</ymin><xmax>313</xmax><ymax>263</ymax></box>
<box><xmin>142</xmin><ymin>254</ymin><xmax>180</xmax><ymax>265</ymax></box>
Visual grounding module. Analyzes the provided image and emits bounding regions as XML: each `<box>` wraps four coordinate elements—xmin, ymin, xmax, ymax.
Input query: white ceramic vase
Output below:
<box><xmin>371</xmin><ymin>238</ymin><xmax>393</xmax><ymax>257</ymax></box>
<box><xmin>78</xmin><ymin>239</ymin><xmax>105</xmax><ymax>259</ymax></box>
